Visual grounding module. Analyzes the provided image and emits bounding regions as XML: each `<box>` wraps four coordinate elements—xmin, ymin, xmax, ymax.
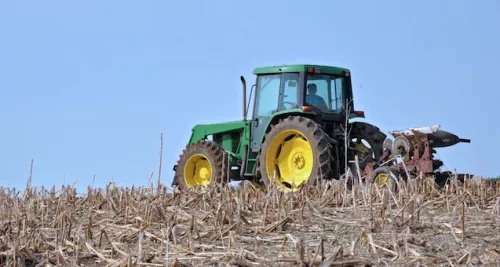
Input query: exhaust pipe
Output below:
<box><xmin>240</xmin><ymin>76</ymin><xmax>247</xmax><ymax>121</ymax></box>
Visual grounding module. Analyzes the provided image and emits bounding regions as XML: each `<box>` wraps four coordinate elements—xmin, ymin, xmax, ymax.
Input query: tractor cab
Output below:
<box><xmin>248</xmin><ymin>64</ymin><xmax>363</xmax><ymax>152</ymax></box>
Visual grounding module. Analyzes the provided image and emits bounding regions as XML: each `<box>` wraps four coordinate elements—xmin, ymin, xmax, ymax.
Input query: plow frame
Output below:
<box><xmin>389</xmin><ymin>126</ymin><xmax>436</xmax><ymax>175</ymax></box>
<box><xmin>364</xmin><ymin>125</ymin><xmax>470</xmax><ymax>182</ymax></box>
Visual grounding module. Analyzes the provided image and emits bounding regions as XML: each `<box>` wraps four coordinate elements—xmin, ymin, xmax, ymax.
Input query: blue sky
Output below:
<box><xmin>1</xmin><ymin>0</ymin><xmax>499</xmax><ymax>192</ymax></box>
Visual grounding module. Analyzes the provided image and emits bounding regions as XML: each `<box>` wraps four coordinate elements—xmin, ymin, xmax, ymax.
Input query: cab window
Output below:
<box><xmin>255</xmin><ymin>74</ymin><xmax>281</xmax><ymax>117</ymax></box>
<box><xmin>282</xmin><ymin>73</ymin><xmax>300</xmax><ymax>110</ymax></box>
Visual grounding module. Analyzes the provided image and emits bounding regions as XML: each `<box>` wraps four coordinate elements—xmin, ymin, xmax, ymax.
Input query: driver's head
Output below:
<box><xmin>307</xmin><ymin>84</ymin><xmax>317</xmax><ymax>95</ymax></box>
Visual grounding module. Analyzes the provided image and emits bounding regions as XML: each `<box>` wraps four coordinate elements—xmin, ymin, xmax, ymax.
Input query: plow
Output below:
<box><xmin>171</xmin><ymin>64</ymin><xmax>471</xmax><ymax>192</ymax></box>
<box><xmin>363</xmin><ymin>125</ymin><xmax>471</xmax><ymax>190</ymax></box>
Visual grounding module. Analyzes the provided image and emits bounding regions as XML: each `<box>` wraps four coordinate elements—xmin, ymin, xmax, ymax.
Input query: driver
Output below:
<box><xmin>306</xmin><ymin>84</ymin><xmax>328</xmax><ymax>111</ymax></box>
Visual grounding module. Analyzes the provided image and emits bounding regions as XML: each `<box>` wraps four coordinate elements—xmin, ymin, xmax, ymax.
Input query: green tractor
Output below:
<box><xmin>172</xmin><ymin>64</ymin><xmax>387</xmax><ymax>192</ymax></box>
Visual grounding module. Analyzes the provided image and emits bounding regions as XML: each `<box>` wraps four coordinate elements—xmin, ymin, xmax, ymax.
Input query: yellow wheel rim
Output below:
<box><xmin>183</xmin><ymin>154</ymin><xmax>213</xmax><ymax>188</ymax></box>
<box><xmin>374</xmin><ymin>173</ymin><xmax>392</xmax><ymax>189</ymax></box>
<box><xmin>265</xmin><ymin>129</ymin><xmax>313</xmax><ymax>191</ymax></box>
<box><xmin>354</xmin><ymin>138</ymin><xmax>372</xmax><ymax>160</ymax></box>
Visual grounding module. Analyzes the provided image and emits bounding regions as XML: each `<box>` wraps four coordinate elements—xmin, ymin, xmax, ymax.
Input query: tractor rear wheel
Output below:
<box><xmin>174</xmin><ymin>141</ymin><xmax>227</xmax><ymax>191</ymax></box>
<box><xmin>257</xmin><ymin>116</ymin><xmax>334</xmax><ymax>192</ymax></box>
<box><xmin>349</xmin><ymin>122</ymin><xmax>386</xmax><ymax>168</ymax></box>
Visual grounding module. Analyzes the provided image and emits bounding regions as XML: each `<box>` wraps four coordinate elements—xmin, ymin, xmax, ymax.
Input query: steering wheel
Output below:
<box><xmin>283</xmin><ymin>101</ymin><xmax>298</xmax><ymax>109</ymax></box>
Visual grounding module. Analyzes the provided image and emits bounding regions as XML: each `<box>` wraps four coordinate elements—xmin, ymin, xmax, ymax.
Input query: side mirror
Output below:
<box><xmin>287</xmin><ymin>80</ymin><xmax>297</xmax><ymax>87</ymax></box>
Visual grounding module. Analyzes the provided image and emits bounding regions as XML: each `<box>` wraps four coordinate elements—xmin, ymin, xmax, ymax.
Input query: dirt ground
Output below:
<box><xmin>0</xmin><ymin>177</ymin><xmax>499</xmax><ymax>266</ymax></box>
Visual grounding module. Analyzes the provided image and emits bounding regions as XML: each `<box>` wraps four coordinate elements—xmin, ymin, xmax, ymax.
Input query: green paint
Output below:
<box><xmin>350</xmin><ymin>112</ymin><xmax>365</xmax><ymax>119</ymax></box>
<box><xmin>188</xmin><ymin>120</ymin><xmax>247</xmax><ymax>145</ymax></box>
<box><xmin>253</xmin><ymin>64</ymin><xmax>350</xmax><ymax>75</ymax></box>
<box><xmin>175</xmin><ymin>63</ymin><xmax>366</xmax><ymax>184</ymax></box>
<box><xmin>187</xmin><ymin>120</ymin><xmax>251</xmax><ymax>172</ymax></box>
<box><xmin>253</xmin><ymin>108</ymin><xmax>314</xmax><ymax>149</ymax></box>
<box><xmin>243</xmin><ymin>151</ymin><xmax>259</xmax><ymax>176</ymax></box>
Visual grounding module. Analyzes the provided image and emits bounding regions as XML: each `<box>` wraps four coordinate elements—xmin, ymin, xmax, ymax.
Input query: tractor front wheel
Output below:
<box><xmin>258</xmin><ymin>116</ymin><xmax>334</xmax><ymax>192</ymax></box>
<box><xmin>174</xmin><ymin>141</ymin><xmax>227</xmax><ymax>191</ymax></box>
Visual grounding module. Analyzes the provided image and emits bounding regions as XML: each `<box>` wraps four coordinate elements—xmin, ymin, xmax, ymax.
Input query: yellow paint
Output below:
<box><xmin>355</xmin><ymin>139</ymin><xmax>371</xmax><ymax>160</ymax></box>
<box><xmin>183</xmin><ymin>153</ymin><xmax>212</xmax><ymax>188</ymax></box>
<box><xmin>265</xmin><ymin>129</ymin><xmax>313</xmax><ymax>191</ymax></box>
<box><xmin>374</xmin><ymin>173</ymin><xmax>393</xmax><ymax>189</ymax></box>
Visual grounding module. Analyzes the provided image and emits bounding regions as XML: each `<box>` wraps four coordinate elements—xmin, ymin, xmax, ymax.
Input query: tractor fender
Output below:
<box><xmin>255</xmin><ymin>109</ymin><xmax>316</xmax><ymax>147</ymax></box>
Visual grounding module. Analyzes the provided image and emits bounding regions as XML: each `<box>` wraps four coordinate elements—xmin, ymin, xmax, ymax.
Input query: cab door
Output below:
<box><xmin>250</xmin><ymin>74</ymin><xmax>281</xmax><ymax>152</ymax></box>
<box><xmin>250</xmin><ymin>73</ymin><xmax>301</xmax><ymax>152</ymax></box>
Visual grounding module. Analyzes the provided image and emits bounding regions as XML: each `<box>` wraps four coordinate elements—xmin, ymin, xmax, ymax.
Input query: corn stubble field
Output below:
<box><xmin>0</xmin><ymin>174</ymin><xmax>499</xmax><ymax>267</ymax></box>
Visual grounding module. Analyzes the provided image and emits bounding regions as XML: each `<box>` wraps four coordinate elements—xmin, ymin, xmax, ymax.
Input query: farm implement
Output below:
<box><xmin>171</xmin><ymin>64</ymin><xmax>470</xmax><ymax>192</ymax></box>
<box><xmin>364</xmin><ymin>125</ymin><xmax>471</xmax><ymax>190</ymax></box>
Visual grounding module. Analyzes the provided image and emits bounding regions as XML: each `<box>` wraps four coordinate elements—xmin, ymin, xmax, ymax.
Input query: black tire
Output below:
<box><xmin>173</xmin><ymin>141</ymin><xmax>227</xmax><ymax>191</ymax></box>
<box><xmin>370</xmin><ymin>166</ymin><xmax>399</xmax><ymax>193</ymax></box>
<box><xmin>434</xmin><ymin>171</ymin><xmax>471</xmax><ymax>189</ymax></box>
<box><xmin>257</xmin><ymin>116</ymin><xmax>334</xmax><ymax>190</ymax></box>
<box><xmin>349</xmin><ymin>121</ymin><xmax>386</xmax><ymax>167</ymax></box>
<box><xmin>434</xmin><ymin>171</ymin><xmax>451</xmax><ymax>189</ymax></box>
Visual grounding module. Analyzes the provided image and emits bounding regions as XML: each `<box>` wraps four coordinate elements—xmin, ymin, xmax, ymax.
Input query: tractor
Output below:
<box><xmin>172</xmin><ymin>64</ymin><xmax>388</xmax><ymax>192</ymax></box>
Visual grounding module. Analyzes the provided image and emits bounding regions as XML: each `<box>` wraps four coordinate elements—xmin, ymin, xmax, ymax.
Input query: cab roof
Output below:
<box><xmin>252</xmin><ymin>64</ymin><xmax>350</xmax><ymax>75</ymax></box>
